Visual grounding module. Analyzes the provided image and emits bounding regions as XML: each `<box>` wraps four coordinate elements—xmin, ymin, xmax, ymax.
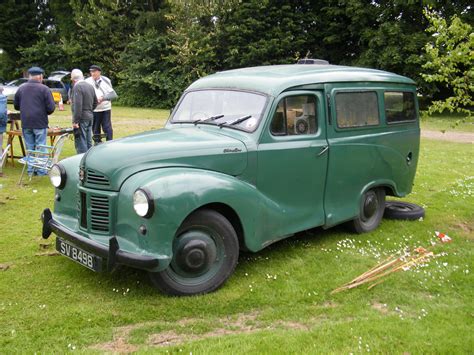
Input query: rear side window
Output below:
<box><xmin>384</xmin><ymin>91</ymin><xmax>416</xmax><ymax>123</ymax></box>
<box><xmin>43</xmin><ymin>80</ymin><xmax>63</xmax><ymax>89</ymax></box>
<box><xmin>271</xmin><ymin>95</ymin><xmax>317</xmax><ymax>136</ymax></box>
<box><xmin>336</xmin><ymin>92</ymin><xmax>379</xmax><ymax>128</ymax></box>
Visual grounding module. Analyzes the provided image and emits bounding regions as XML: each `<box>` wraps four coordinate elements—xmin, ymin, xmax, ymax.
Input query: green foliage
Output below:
<box><xmin>118</xmin><ymin>1</ymin><xmax>221</xmax><ymax>107</ymax></box>
<box><xmin>422</xmin><ymin>9</ymin><xmax>474</xmax><ymax>119</ymax></box>
<box><xmin>117</xmin><ymin>31</ymin><xmax>174</xmax><ymax>107</ymax></box>
<box><xmin>19</xmin><ymin>33</ymin><xmax>69</xmax><ymax>75</ymax></box>
<box><xmin>355</xmin><ymin>2</ymin><xmax>428</xmax><ymax>89</ymax></box>
<box><xmin>2</xmin><ymin>1</ymin><xmax>472</xmax><ymax>108</ymax></box>
<box><xmin>0</xmin><ymin>1</ymin><xmax>43</xmax><ymax>78</ymax></box>
<box><xmin>217</xmin><ymin>1</ymin><xmax>310</xmax><ymax>69</ymax></box>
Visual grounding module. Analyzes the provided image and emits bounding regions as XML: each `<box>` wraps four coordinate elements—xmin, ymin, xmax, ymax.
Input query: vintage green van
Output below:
<box><xmin>42</xmin><ymin>63</ymin><xmax>420</xmax><ymax>295</ymax></box>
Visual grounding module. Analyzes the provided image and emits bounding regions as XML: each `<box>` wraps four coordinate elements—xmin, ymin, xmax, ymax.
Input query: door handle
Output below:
<box><xmin>317</xmin><ymin>145</ymin><xmax>329</xmax><ymax>156</ymax></box>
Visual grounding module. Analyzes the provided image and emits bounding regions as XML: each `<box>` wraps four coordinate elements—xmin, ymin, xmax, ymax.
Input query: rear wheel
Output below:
<box><xmin>350</xmin><ymin>188</ymin><xmax>386</xmax><ymax>233</ymax></box>
<box><xmin>149</xmin><ymin>209</ymin><xmax>239</xmax><ymax>296</ymax></box>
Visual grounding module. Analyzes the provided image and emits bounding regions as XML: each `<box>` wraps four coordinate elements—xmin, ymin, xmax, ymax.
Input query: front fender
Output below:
<box><xmin>117</xmin><ymin>168</ymin><xmax>271</xmax><ymax>269</ymax></box>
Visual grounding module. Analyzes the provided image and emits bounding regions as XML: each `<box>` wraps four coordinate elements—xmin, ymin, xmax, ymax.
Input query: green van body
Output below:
<box><xmin>44</xmin><ymin>64</ymin><xmax>420</xmax><ymax>294</ymax></box>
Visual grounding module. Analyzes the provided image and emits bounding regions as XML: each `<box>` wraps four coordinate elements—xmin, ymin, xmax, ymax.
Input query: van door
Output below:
<box><xmin>323</xmin><ymin>83</ymin><xmax>420</xmax><ymax>227</ymax></box>
<box><xmin>257</xmin><ymin>91</ymin><xmax>328</xmax><ymax>243</ymax></box>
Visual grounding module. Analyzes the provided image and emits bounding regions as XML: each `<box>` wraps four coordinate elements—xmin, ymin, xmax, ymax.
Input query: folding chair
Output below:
<box><xmin>0</xmin><ymin>144</ymin><xmax>11</xmax><ymax>175</ymax></box>
<box><xmin>18</xmin><ymin>133</ymin><xmax>69</xmax><ymax>184</ymax></box>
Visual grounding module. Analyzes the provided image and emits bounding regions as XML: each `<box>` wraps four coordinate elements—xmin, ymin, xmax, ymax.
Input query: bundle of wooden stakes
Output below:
<box><xmin>331</xmin><ymin>246</ymin><xmax>435</xmax><ymax>294</ymax></box>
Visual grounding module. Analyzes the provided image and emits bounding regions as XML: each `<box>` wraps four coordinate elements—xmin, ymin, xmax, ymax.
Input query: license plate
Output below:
<box><xmin>56</xmin><ymin>237</ymin><xmax>102</xmax><ymax>272</ymax></box>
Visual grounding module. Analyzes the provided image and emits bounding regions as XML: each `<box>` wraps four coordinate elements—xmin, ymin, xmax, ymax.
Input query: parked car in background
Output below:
<box><xmin>3</xmin><ymin>78</ymin><xmax>28</xmax><ymax>102</ymax></box>
<box><xmin>48</xmin><ymin>71</ymin><xmax>71</xmax><ymax>103</ymax></box>
<box><xmin>43</xmin><ymin>78</ymin><xmax>69</xmax><ymax>103</ymax></box>
<box><xmin>3</xmin><ymin>77</ymin><xmax>69</xmax><ymax>103</ymax></box>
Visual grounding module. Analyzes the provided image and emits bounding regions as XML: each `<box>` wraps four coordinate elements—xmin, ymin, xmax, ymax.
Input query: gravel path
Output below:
<box><xmin>421</xmin><ymin>130</ymin><xmax>474</xmax><ymax>144</ymax></box>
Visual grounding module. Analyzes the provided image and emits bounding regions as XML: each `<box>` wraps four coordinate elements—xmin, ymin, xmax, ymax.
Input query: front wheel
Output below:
<box><xmin>149</xmin><ymin>209</ymin><xmax>239</xmax><ymax>296</ymax></box>
<box><xmin>350</xmin><ymin>188</ymin><xmax>386</xmax><ymax>234</ymax></box>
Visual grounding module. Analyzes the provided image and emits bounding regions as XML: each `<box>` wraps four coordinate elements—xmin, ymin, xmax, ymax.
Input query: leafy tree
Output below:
<box><xmin>118</xmin><ymin>0</ymin><xmax>224</xmax><ymax>107</ymax></box>
<box><xmin>422</xmin><ymin>8</ymin><xmax>473</xmax><ymax>118</ymax></box>
<box><xmin>217</xmin><ymin>0</ymin><xmax>313</xmax><ymax>69</ymax></box>
<box><xmin>117</xmin><ymin>31</ymin><xmax>173</xmax><ymax>107</ymax></box>
<box><xmin>0</xmin><ymin>1</ymin><xmax>43</xmax><ymax>79</ymax></box>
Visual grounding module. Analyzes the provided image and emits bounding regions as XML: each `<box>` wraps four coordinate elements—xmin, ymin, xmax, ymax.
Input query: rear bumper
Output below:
<box><xmin>42</xmin><ymin>208</ymin><xmax>160</xmax><ymax>272</ymax></box>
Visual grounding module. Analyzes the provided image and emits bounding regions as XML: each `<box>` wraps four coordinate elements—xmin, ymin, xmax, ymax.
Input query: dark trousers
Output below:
<box><xmin>74</xmin><ymin>120</ymin><xmax>93</xmax><ymax>154</ymax></box>
<box><xmin>92</xmin><ymin>110</ymin><xmax>113</xmax><ymax>143</ymax></box>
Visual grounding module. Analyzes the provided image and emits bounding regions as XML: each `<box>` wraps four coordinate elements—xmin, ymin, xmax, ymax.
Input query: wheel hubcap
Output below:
<box><xmin>176</xmin><ymin>239</ymin><xmax>216</xmax><ymax>273</ymax></box>
<box><xmin>362</xmin><ymin>192</ymin><xmax>378</xmax><ymax>222</ymax></box>
<box><xmin>170</xmin><ymin>230</ymin><xmax>220</xmax><ymax>280</ymax></box>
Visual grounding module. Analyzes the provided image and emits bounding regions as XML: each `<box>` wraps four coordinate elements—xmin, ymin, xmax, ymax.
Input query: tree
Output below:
<box><xmin>422</xmin><ymin>8</ymin><xmax>473</xmax><ymax>118</ymax></box>
<box><xmin>0</xmin><ymin>1</ymin><xmax>43</xmax><ymax>79</ymax></box>
<box><xmin>217</xmin><ymin>0</ymin><xmax>313</xmax><ymax>69</ymax></box>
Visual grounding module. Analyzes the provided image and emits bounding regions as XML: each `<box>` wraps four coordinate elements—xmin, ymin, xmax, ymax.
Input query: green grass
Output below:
<box><xmin>0</xmin><ymin>107</ymin><xmax>472</xmax><ymax>353</ymax></box>
<box><xmin>420</xmin><ymin>112</ymin><xmax>474</xmax><ymax>132</ymax></box>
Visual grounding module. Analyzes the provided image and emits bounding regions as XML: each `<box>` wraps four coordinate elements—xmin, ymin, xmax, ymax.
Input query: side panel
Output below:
<box><xmin>324</xmin><ymin>83</ymin><xmax>420</xmax><ymax>227</ymax></box>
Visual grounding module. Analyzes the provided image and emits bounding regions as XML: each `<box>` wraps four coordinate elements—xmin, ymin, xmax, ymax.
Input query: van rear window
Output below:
<box><xmin>384</xmin><ymin>92</ymin><xmax>416</xmax><ymax>123</ymax></box>
<box><xmin>335</xmin><ymin>92</ymin><xmax>379</xmax><ymax>128</ymax></box>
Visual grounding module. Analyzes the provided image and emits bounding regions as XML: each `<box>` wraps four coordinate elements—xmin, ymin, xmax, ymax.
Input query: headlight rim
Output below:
<box><xmin>49</xmin><ymin>164</ymin><xmax>67</xmax><ymax>189</ymax></box>
<box><xmin>133</xmin><ymin>188</ymin><xmax>154</xmax><ymax>219</ymax></box>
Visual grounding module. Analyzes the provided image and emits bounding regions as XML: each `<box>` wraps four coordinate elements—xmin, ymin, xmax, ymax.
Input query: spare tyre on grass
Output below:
<box><xmin>384</xmin><ymin>201</ymin><xmax>425</xmax><ymax>220</ymax></box>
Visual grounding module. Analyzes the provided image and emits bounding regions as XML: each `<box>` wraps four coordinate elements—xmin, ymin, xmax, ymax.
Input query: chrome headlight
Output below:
<box><xmin>133</xmin><ymin>188</ymin><xmax>154</xmax><ymax>218</ymax></box>
<box><xmin>49</xmin><ymin>164</ymin><xmax>66</xmax><ymax>189</ymax></box>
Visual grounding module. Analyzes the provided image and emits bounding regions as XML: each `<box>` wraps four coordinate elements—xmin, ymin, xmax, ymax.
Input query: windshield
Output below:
<box><xmin>171</xmin><ymin>90</ymin><xmax>268</xmax><ymax>132</ymax></box>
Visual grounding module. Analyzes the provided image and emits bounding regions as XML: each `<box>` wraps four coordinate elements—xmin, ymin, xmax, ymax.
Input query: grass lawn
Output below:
<box><xmin>0</xmin><ymin>106</ymin><xmax>472</xmax><ymax>353</ymax></box>
<box><xmin>420</xmin><ymin>112</ymin><xmax>474</xmax><ymax>133</ymax></box>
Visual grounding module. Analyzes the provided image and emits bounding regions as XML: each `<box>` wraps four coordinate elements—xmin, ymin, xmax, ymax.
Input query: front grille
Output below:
<box><xmin>86</xmin><ymin>169</ymin><xmax>110</xmax><ymax>187</ymax></box>
<box><xmin>90</xmin><ymin>194</ymin><xmax>110</xmax><ymax>233</ymax></box>
<box><xmin>79</xmin><ymin>191</ymin><xmax>111</xmax><ymax>233</ymax></box>
<box><xmin>80</xmin><ymin>192</ymin><xmax>87</xmax><ymax>228</ymax></box>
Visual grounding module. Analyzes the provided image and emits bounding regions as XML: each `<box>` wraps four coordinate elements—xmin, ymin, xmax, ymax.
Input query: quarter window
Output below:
<box><xmin>336</xmin><ymin>92</ymin><xmax>379</xmax><ymax>128</ymax></box>
<box><xmin>271</xmin><ymin>95</ymin><xmax>317</xmax><ymax>136</ymax></box>
<box><xmin>384</xmin><ymin>91</ymin><xmax>416</xmax><ymax>123</ymax></box>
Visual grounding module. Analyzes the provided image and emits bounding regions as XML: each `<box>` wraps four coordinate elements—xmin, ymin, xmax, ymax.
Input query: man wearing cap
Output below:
<box><xmin>70</xmin><ymin>69</ymin><xmax>97</xmax><ymax>154</ymax></box>
<box><xmin>14</xmin><ymin>67</ymin><xmax>55</xmax><ymax>176</ymax></box>
<box><xmin>85</xmin><ymin>65</ymin><xmax>117</xmax><ymax>144</ymax></box>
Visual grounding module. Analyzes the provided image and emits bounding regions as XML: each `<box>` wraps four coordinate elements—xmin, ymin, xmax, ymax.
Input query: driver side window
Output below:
<box><xmin>270</xmin><ymin>95</ymin><xmax>317</xmax><ymax>136</ymax></box>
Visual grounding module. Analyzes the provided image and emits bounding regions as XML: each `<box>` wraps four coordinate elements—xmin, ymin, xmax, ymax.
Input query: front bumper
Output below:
<box><xmin>42</xmin><ymin>208</ymin><xmax>160</xmax><ymax>272</ymax></box>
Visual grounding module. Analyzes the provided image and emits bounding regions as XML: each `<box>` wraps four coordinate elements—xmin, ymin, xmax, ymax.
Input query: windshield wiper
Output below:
<box><xmin>218</xmin><ymin>115</ymin><xmax>252</xmax><ymax>128</ymax></box>
<box><xmin>193</xmin><ymin>114</ymin><xmax>224</xmax><ymax>125</ymax></box>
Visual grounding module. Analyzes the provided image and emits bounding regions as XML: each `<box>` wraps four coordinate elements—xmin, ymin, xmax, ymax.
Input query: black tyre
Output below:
<box><xmin>149</xmin><ymin>209</ymin><xmax>239</xmax><ymax>296</ymax></box>
<box><xmin>350</xmin><ymin>188</ymin><xmax>386</xmax><ymax>233</ymax></box>
<box><xmin>384</xmin><ymin>201</ymin><xmax>425</xmax><ymax>220</ymax></box>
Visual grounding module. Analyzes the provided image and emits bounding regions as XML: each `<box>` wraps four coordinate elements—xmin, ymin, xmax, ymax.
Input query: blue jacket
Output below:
<box><xmin>0</xmin><ymin>94</ymin><xmax>7</xmax><ymax>134</ymax></box>
<box><xmin>14</xmin><ymin>80</ymin><xmax>55</xmax><ymax>129</ymax></box>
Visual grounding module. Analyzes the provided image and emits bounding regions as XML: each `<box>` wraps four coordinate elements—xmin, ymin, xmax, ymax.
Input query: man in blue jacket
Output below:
<box><xmin>14</xmin><ymin>67</ymin><xmax>55</xmax><ymax>175</ymax></box>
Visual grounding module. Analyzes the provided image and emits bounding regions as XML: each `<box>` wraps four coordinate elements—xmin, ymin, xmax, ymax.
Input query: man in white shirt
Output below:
<box><xmin>85</xmin><ymin>65</ymin><xmax>117</xmax><ymax>144</ymax></box>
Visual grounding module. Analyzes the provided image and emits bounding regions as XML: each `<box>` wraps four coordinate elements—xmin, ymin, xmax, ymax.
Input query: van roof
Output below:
<box><xmin>187</xmin><ymin>64</ymin><xmax>416</xmax><ymax>96</ymax></box>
